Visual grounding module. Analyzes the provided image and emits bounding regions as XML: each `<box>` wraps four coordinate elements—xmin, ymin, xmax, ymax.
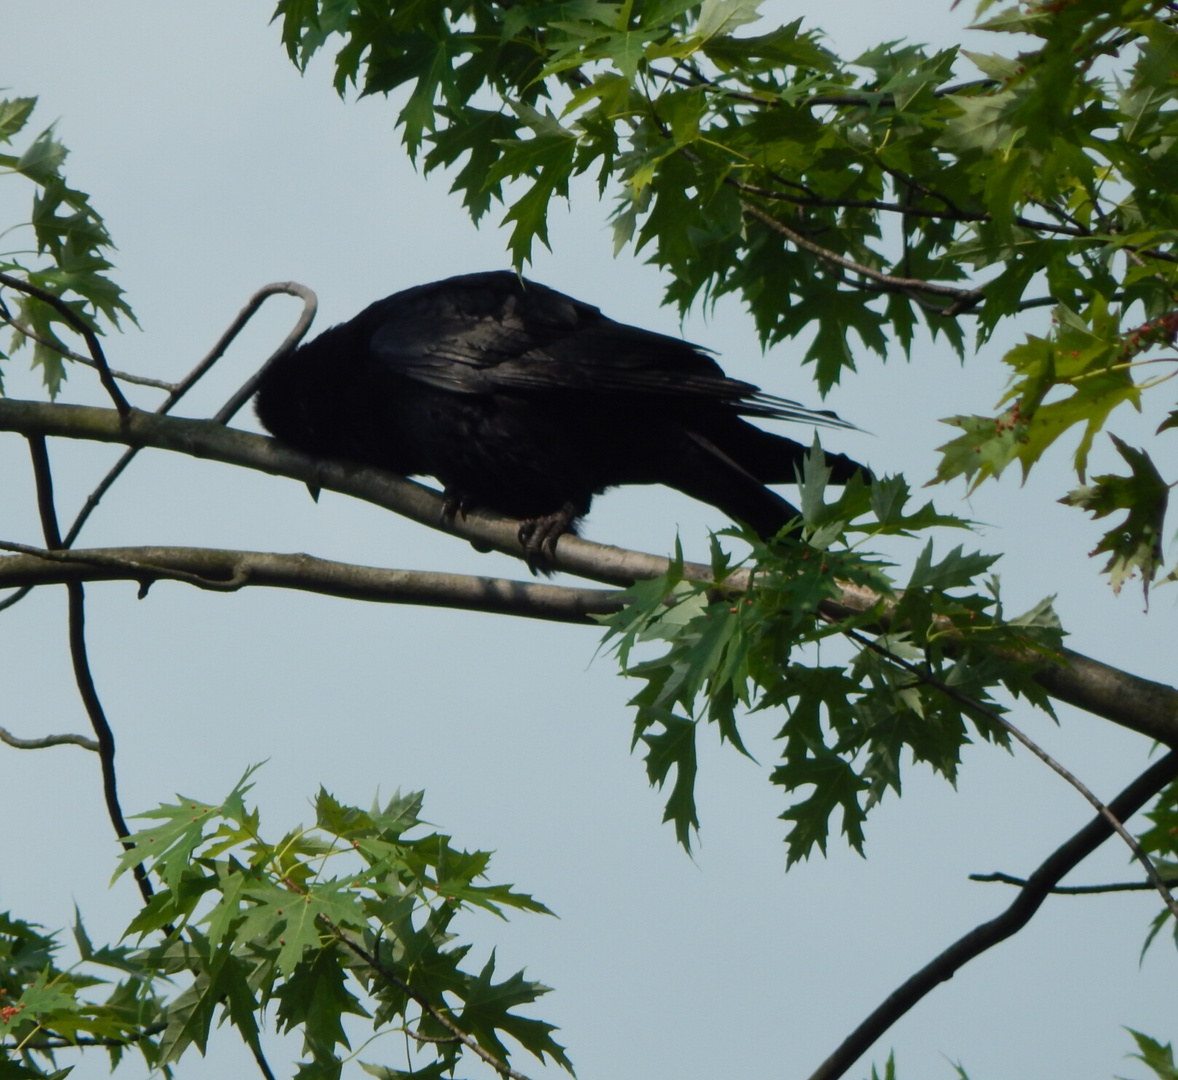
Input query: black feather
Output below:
<box><xmin>254</xmin><ymin>271</ymin><xmax>869</xmax><ymax>556</ymax></box>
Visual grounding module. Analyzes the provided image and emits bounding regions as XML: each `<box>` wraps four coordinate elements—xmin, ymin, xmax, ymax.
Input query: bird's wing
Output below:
<box><xmin>365</xmin><ymin>271</ymin><xmax>850</xmax><ymax>428</ymax></box>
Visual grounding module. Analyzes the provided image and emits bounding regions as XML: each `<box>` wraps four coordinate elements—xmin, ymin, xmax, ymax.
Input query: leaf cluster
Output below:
<box><xmin>0</xmin><ymin>910</ymin><xmax>171</xmax><ymax>1079</ymax></box>
<box><xmin>3</xmin><ymin>771</ymin><xmax>568</xmax><ymax>1079</ymax></box>
<box><xmin>0</xmin><ymin>97</ymin><xmax>134</xmax><ymax>396</ymax></box>
<box><xmin>599</xmin><ymin>456</ymin><xmax>1063</xmax><ymax>862</ymax></box>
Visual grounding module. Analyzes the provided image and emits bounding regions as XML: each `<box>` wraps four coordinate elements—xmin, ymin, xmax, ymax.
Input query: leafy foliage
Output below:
<box><xmin>0</xmin><ymin>96</ymin><xmax>134</xmax><ymax>395</ymax></box>
<box><xmin>3</xmin><ymin>0</ymin><xmax>1178</xmax><ymax>1076</ymax></box>
<box><xmin>0</xmin><ymin>911</ymin><xmax>170</xmax><ymax>1078</ymax></box>
<box><xmin>3</xmin><ymin>775</ymin><xmax>567</xmax><ymax>1079</ymax></box>
<box><xmin>599</xmin><ymin>454</ymin><xmax>1061</xmax><ymax>860</ymax></box>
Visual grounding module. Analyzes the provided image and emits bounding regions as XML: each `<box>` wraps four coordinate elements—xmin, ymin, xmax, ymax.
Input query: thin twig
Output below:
<box><xmin>0</xmin><ymin>270</ymin><xmax>130</xmax><ymax>415</ymax></box>
<box><xmin>0</xmin><ymin>725</ymin><xmax>99</xmax><ymax>751</ymax></box>
<box><xmin>741</xmin><ymin>200</ymin><xmax>985</xmax><ymax>310</ymax></box>
<box><xmin>22</xmin><ymin>1021</ymin><xmax>168</xmax><ymax>1049</ymax></box>
<box><xmin>730</xmin><ymin>177</ymin><xmax>1092</xmax><ymax>239</ymax></box>
<box><xmin>805</xmin><ymin>751</ymin><xmax>1178</xmax><ymax>1080</ymax></box>
<box><xmin>66</xmin><ymin>581</ymin><xmax>152</xmax><ymax>905</ymax></box>
<box><xmin>25</xmin><ymin>436</ymin><xmax>153</xmax><ymax>902</ymax></box>
<box><xmin>248</xmin><ymin>1041</ymin><xmax>277</xmax><ymax>1080</ymax></box>
<box><xmin>971</xmin><ymin>871</ymin><xmax>1178</xmax><ymax>894</ymax></box>
<box><xmin>0</xmin><ymin>299</ymin><xmax>174</xmax><ymax>389</ymax></box>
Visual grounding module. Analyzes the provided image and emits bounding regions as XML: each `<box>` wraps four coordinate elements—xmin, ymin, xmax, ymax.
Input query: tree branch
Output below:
<box><xmin>0</xmin><ymin>725</ymin><xmax>99</xmax><ymax>751</ymax></box>
<box><xmin>806</xmin><ymin>750</ymin><xmax>1178</xmax><ymax>1080</ymax></box>
<box><xmin>26</xmin><ymin>436</ymin><xmax>152</xmax><ymax>903</ymax></box>
<box><xmin>0</xmin><ymin>398</ymin><xmax>1174</xmax><ymax>746</ymax></box>
<box><xmin>740</xmin><ymin>200</ymin><xmax>985</xmax><ymax>313</ymax></box>
<box><xmin>0</xmin><ymin>543</ymin><xmax>622</xmax><ymax>622</ymax></box>
<box><xmin>970</xmin><ymin>871</ymin><xmax>1178</xmax><ymax>894</ymax></box>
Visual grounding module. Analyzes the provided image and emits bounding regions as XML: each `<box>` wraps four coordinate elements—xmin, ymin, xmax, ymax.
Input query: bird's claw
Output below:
<box><xmin>440</xmin><ymin>489</ymin><xmax>474</xmax><ymax>526</ymax></box>
<box><xmin>517</xmin><ymin>502</ymin><xmax>577</xmax><ymax>575</ymax></box>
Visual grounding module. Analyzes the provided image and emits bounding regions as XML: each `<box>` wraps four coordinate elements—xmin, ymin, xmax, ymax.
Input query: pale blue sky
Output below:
<box><xmin>0</xmin><ymin>4</ymin><xmax>1174</xmax><ymax>1079</ymax></box>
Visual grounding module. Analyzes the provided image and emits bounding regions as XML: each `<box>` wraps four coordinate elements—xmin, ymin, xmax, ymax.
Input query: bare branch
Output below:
<box><xmin>971</xmin><ymin>871</ymin><xmax>1178</xmax><ymax>895</ymax></box>
<box><xmin>805</xmin><ymin>750</ymin><xmax>1178</xmax><ymax>1080</ymax></box>
<box><xmin>65</xmin><ymin>580</ymin><xmax>153</xmax><ymax>905</ymax></box>
<box><xmin>0</xmin><ymin>543</ymin><xmax>622</xmax><ymax>622</ymax></box>
<box><xmin>0</xmin><ymin>725</ymin><xmax>99</xmax><ymax>751</ymax></box>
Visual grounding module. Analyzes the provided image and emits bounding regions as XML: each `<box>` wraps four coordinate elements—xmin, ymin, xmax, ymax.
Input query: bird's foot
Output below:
<box><xmin>440</xmin><ymin>488</ymin><xmax>475</xmax><ymax>526</ymax></box>
<box><xmin>518</xmin><ymin>502</ymin><xmax>578</xmax><ymax>574</ymax></box>
<box><xmin>440</xmin><ymin>489</ymin><xmax>494</xmax><ymax>553</ymax></box>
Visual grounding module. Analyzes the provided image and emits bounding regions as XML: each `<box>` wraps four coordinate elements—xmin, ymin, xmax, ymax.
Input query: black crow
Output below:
<box><xmin>254</xmin><ymin>271</ymin><xmax>867</xmax><ymax>562</ymax></box>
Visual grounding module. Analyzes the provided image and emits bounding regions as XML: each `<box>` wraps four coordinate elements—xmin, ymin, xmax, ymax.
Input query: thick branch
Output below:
<box><xmin>0</xmin><ymin>398</ymin><xmax>1175</xmax><ymax>745</ymax></box>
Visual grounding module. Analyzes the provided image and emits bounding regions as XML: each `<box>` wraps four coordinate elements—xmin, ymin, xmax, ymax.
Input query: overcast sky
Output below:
<box><xmin>1</xmin><ymin>4</ymin><xmax>1175</xmax><ymax>1080</ymax></box>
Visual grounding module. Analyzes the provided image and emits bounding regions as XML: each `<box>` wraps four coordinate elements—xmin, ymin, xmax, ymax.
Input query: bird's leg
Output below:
<box><xmin>517</xmin><ymin>501</ymin><xmax>579</xmax><ymax>573</ymax></box>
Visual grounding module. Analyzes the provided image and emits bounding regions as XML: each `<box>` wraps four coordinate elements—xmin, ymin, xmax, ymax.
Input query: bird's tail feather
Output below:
<box><xmin>668</xmin><ymin>431</ymin><xmax>800</xmax><ymax>538</ymax></box>
<box><xmin>718</xmin><ymin>420</ymin><xmax>868</xmax><ymax>485</ymax></box>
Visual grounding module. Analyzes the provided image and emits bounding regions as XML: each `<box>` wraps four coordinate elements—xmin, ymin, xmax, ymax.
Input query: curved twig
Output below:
<box><xmin>0</xmin><ymin>725</ymin><xmax>99</xmax><ymax>751</ymax></box>
<box><xmin>62</xmin><ymin>281</ymin><xmax>316</xmax><ymax>548</ymax></box>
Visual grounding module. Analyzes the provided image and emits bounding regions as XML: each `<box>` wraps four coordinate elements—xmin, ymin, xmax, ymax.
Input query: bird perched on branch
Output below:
<box><xmin>254</xmin><ymin>271</ymin><xmax>868</xmax><ymax>565</ymax></box>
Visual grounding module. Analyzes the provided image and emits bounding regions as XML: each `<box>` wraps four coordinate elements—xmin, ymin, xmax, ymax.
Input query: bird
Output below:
<box><xmin>253</xmin><ymin>271</ymin><xmax>868</xmax><ymax>565</ymax></box>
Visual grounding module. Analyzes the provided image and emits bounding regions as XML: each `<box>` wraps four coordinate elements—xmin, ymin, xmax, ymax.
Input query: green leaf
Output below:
<box><xmin>906</xmin><ymin>542</ymin><xmax>1000</xmax><ymax>592</ymax></box>
<box><xmin>1124</xmin><ymin>1029</ymin><xmax>1178</xmax><ymax>1080</ymax></box>
<box><xmin>694</xmin><ymin>0</ymin><xmax>763</xmax><ymax>42</ymax></box>
<box><xmin>113</xmin><ymin>797</ymin><xmax>221</xmax><ymax>891</ymax></box>
<box><xmin>640</xmin><ymin>711</ymin><xmax>700</xmax><ymax>849</ymax></box>
<box><xmin>274</xmin><ymin>947</ymin><xmax>369</xmax><ymax>1061</ymax></box>
<box><xmin>1059</xmin><ymin>435</ymin><xmax>1169</xmax><ymax>595</ymax></box>
<box><xmin>458</xmin><ymin>951</ymin><xmax>572</xmax><ymax>1073</ymax></box>
<box><xmin>0</xmin><ymin>98</ymin><xmax>36</xmax><ymax>143</ymax></box>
